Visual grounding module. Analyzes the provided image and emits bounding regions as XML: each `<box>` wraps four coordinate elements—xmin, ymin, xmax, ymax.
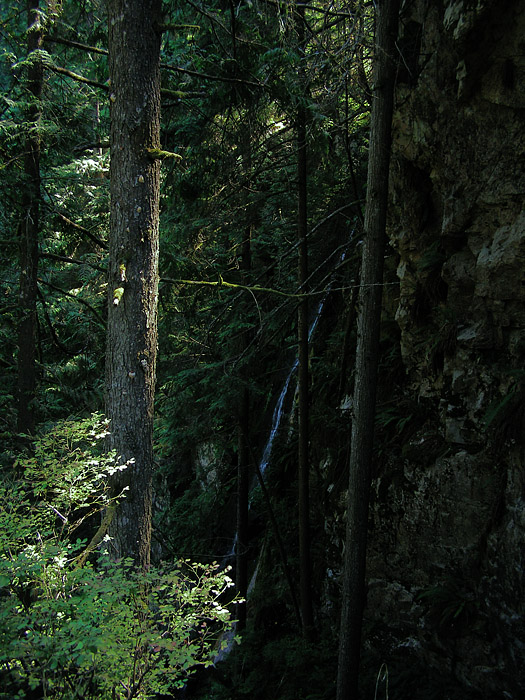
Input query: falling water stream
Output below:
<box><xmin>213</xmin><ymin>255</ymin><xmax>346</xmax><ymax>665</ymax></box>
<box><xmin>261</xmin><ymin>292</ymin><xmax>329</xmax><ymax>474</ymax></box>
<box><xmin>223</xmin><ymin>284</ymin><xmax>332</xmax><ymax>563</ymax></box>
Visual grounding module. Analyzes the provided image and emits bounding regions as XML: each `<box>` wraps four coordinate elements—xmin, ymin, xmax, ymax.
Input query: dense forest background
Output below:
<box><xmin>1</xmin><ymin>0</ymin><xmax>524</xmax><ymax>699</ymax></box>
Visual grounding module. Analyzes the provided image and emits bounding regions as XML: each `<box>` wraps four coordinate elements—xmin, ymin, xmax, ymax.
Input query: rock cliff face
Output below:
<box><xmin>366</xmin><ymin>0</ymin><xmax>525</xmax><ymax>696</ymax></box>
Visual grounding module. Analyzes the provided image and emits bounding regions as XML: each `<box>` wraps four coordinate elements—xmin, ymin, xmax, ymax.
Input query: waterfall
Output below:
<box><xmin>259</xmin><ymin>283</ymin><xmax>333</xmax><ymax>477</ymax></box>
<box><xmin>214</xmin><ymin>243</ymin><xmax>350</xmax><ymax>665</ymax></box>
<box><xmin>259</xmin><ymin>358</ymin><xmax>298</xmax><ymax>476</ymax></box>
<box><xmin>227</xmin><ymin>245</ymin><xmax>350</xmax><ymax>559</ymax></box>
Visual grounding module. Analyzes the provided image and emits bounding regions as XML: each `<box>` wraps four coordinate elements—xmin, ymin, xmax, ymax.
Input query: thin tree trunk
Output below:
<box><xmin>296</xmin><ymin>2</ymin><xmax>314</xmax><ymax>640</ymax></box>
<box><xmin>236</xmin><ymin>219</ymin><xmax>252</xmax><ymax>631</ymax></box>
<box><xmin>17</xmin><ymin>0</ymin><xmax>43</xmax><ymax>436</ymax></box>
<box><xmin>106</xmin><ymin>0</ymin><xmax>162</xmax><ymax>570</ymax></box>
<box><xmin>236</xmin><ymin>382</ymin><xmax>250</xmax><ymax>630</ymax></box>
<box><xmin>336</xmin><ymin>1</ymin><xmax>399</xmax><ymax>698</ymax></box>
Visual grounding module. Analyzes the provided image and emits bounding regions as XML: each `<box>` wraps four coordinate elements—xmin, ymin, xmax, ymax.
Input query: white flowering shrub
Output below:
<box><xmin>0</xmin><ymin>415</ymin><xmax>238</xmax><ymax>699</ymax></box>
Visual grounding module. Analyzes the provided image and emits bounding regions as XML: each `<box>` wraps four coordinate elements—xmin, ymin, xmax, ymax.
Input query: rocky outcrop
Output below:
<box><xmin>366</xmin><ymin>0</ymin><xmax>525</xmax><ymax>696</ymax></box>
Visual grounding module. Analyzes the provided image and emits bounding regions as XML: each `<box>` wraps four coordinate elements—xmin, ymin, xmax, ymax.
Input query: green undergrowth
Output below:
<box><xmin>0</xmin><ymin>415</ymin><xmax>238</xmax><ymax>699</ymax></box>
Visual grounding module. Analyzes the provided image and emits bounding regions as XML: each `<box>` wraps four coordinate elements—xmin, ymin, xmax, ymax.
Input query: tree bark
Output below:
<box><xmin>236</xmin><ymin>211</ymin><xmax>252</xmax><ymax>631</ymax></box>
<box><xmin>336</xmin><ymin>1</ymin><xmax>399</xmax><ymax>697</ymax></box>
<box><xmin>106</xmin><ymin>0</ymin><xmax>162</xmax><ymax>569</ymax></box>
<box><xmin>296</xmin><ymin>2</ymin><xmax>314</xmax><ymax>640</ymax></box>
<box><xmin>17</xmin><ymin>0</ymin><xmax>43</xmax><ymax>436</ymax></box>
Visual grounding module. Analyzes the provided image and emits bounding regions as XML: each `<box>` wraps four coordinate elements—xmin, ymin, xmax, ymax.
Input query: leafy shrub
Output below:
<box><xmin>0</xmin><ymin>415</ymin><xmax>238</xmax><ymax>699</ymax></box>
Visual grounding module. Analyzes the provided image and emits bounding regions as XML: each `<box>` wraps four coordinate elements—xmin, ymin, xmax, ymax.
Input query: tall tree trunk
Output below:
<box><xmin>336</xmin><ymin>1</ymin><xmax>399</xmax><ymax>697</ymax></box>
<box><xmin>296</xmin><ymin>2</ymin><xmax>314</xmax><ymax>640</ymax></box>
<box><xmin>236</xmin><ymin>108</ymin><xmax>256</xmax><ymax>629</ymax></box>
<box><xmin>236</xmin><ymin>220</ymin><xmax>252</xmax><ymax>631</ymax></box>
<box><xmin>106</xmin><ymin>0</ymin><xmax>162</xmax><ymax>570</ymax></box>
<box><xmin>17</xmin><ymin>0</ymin><xmax>43</xmax><ymax>436</ymax></box>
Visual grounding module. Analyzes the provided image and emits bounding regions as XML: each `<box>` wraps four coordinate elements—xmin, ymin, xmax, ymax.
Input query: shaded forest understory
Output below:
<box><xmin>1</xmin><ymin>0</ymin><xmax>524</xmax><ymax>698</ymax></box>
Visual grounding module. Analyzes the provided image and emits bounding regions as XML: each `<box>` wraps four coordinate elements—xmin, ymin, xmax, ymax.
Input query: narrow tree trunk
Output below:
<box><xmin>336</xmin><ymin>2</ymin><xmax>399</xmax><ymax>698</ymax></box>
<box><xmin>236</xmin><ymin>382</ymin><xmax>250</xmax><ymax>631</ymax></box>
<box><xmin>106</xmin><ymin>0</ymin><xmax>162</xmax><ymax>570</ymax></box>
<box><xmin>17</xmin><ymin>0</ymin><xmax>43</xmax><ymax>436</ymax></box>
<box><xmin>236</xmin><ymin>216</ymin><xmax>252</xmax><ymax>631</ymax></box>
<box><xmin>296</xmin><ymin>2</ymin><xmax>314</xmax><ymax>640</ymax></box>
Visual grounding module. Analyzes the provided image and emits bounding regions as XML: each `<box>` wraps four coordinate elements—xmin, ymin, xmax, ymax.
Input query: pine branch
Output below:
<box><xmin>48</xmin><ymin>63</ymin><xmax>204</xmax><ymax>99</ymax></box>
<box><xmin>161</xmin><ymin>276</ymin><xmax>308</xmax><ymax>298</ymax></box>
<box><xmin>52</xmin><ymin>210</ymin><xmax>107</xmax><ymax>249</ymax></box>
<box><xmin>159</xmin><ymin>88</ymin><xmax>207</xmax><ymax>99</ymax></box>
<box><xmin>261</xmin><ymin>0</ymin><xmax>354</xmax><ymax>18</ymax></box>
<box><xmin>48</xmin><ymin>63</ymin><xmax>108</xmax><ymax>90</ymax></box>
<box><xmin>45</xmin><ymin>34</ymin><xmax>262</xmax><ymax>89</ymax></box>
<box><xmin>41</xmin><ymin>252</ymin><xmax>106</xmax><ymax>273</ymax></box>
<box><xmin>37</xmin><ymin>288</ymin><xmax>77</xmax><ymax>356</ymax></box>
<box><xmin>146</xmin><ymin>147</ymin><xmax>183</xmax><ymax>161</ymax></box>
<box><xmin>44</xmin><ymin>35</ymin><xmax>108</xmax><ymax>55</ymax></box>
<box><xmin>163</xmin><ymin>63</ymin><xmax>262</xmax><ymax>88</ymax></box>
<box><xmin>38</xmin><ymin>279</ymin><xmax>106</xmax><ymax>327</ymax></box>
<box><xmin>157</xmin><ymin>23</ymin><xmax>202</xmax><ymax>32</ymax></box>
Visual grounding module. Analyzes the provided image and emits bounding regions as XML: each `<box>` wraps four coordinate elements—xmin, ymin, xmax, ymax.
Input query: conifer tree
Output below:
<box><xmin>296</xmin><ymin>1</ymin><xmax>314</xmax><ymax>640</ymax></box>
<box><xmin>105</xmin><ymin>0</ymin><xmax>163</xmax><ymax>568</ymax></box>
<box><xmin>17</xmin><ymin>0</ymin><xmax>44</xmax><ymax>436</ymax></box>
<box><xmin>337</xmin><ymin>1</ymin><xmax>400</xmax><ymax>697</ymax></box>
